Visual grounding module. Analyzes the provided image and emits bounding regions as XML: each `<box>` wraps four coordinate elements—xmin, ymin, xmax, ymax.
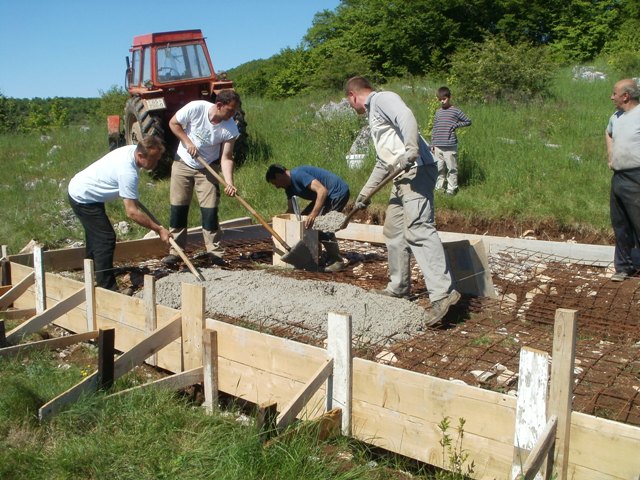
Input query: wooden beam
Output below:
<box><xmin>327</xmin><ymin>312</ymin><xmax>352</xmax><ymax>435</ymax></box>
<box><xmin>0</xmin><ymin>271</ymin><xmax>34</xmax><ymax>309</ymax></box>
<box><xmin>97</xmin><ymin>328</ymin><xmax>115</xmax><ymax>390</ymax></box>
<box><xmin>107</xmin><ymin>367</ymin><xmax>204</xmax><ymax>398</ymax></box>
<box><xmin>1</xmin><ymin>308</ymin><xmax>36</xmax><ymax>320</ymax></box>
<box><xmin>5</xmin><ymin>287</ymin><xmax>85</xmax><ymax>345</ymax></box>
<box><xmin>181</xmin><ymin>283</ymin><xmax>205</xmax><ymax>371</ymax></box>
<box><xmin>0</xmin><ymin>285</ymin><xmax>12</xmax><ymax>296</ymax></box>
<box><xmin>112</xmin><ymin>314</ymin><xmax>182</xmax><ymax>379</ymax></box>
<box><xmin>516</xmin><ymin>415</ymin><xmax>558</xmax><ymax>480</ymax></box>
<box><xmin>277</xmin><ymin>358</ymin><xmax>333</xmax><ymax>431</ymax></box>
<box><xmin>0</xmin><ymin>330</ymin><xmax>98</xmax><ymax>358</ymax></box>
<box><xmin>548</xmin><ymin>309</ymin><xmax>577</xmax><ymax>480</ymax></box>
<box><xmin>39</xmin><ymin>372</ymin><xmax>99</xmax><ymax>422</ymax></box>
<box><xmin>512</xmin><ymin>347</ymin><xmax>550</xmax><ymax>479</ymax></box>
<box><xmin>202</xmin><ymin>329</ymin><xmax>218</xmax><ymax>413</ymax></box>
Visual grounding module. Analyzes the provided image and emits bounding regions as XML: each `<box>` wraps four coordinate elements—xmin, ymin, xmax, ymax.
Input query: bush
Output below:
<box><xmin>449</xmin><ymin>36</ymin><xmax>556</xmax><ymax>103</ymax></box>
<box><xmin>603</xmin><ymin>20</ymin><xmax>640</xmax><ymax>77</ymax></box>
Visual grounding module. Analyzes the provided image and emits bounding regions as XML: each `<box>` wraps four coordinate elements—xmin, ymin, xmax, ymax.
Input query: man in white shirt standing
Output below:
<box><xmin>68</xmin><ymin>136</ymin><xmax>171</xmax><ymax>291</ymax></box>
<box><xmin>606</xmin><ymin>78</ymin><xmax>640</xmax><ymax>281</ymax></box>
<box><xmin>163</xmin><ymin>89</ymin><xmax>241</xmax><ymax>266</ymax></box>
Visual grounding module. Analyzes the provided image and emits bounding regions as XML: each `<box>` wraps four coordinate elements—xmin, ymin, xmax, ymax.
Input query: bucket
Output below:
<box><xmin>346</xmin><ymin>153</ymin><xmax>365</xmax><ymax>169</ymax></box>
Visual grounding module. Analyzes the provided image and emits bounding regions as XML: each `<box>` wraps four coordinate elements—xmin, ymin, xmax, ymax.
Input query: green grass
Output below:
<box><xmin>0</xmin><ymin>67</ymin><xmax>618</xmax><ymax>254</ymax></box>
<box><xmin>0</xmin><ymin>351</ymin><xmax>441</xmax><ymax>480</ymax></box>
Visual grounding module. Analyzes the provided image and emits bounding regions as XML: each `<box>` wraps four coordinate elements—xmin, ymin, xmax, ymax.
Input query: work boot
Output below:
<box><xmin>200</xmin><ymin>251</ymin><xmax>226</xmax><ymax>266</ymax></box>
<box><xmin>324</xmin><ymin>258</ymin><xmax>346</xmax><ymax>273</ymax></box>
<box><xmin>162</xmin><ymin>254</ymin><xmax>181</xmax><ymax>266</ymax></box>
<box><xmin>323</xmin><ymin>241</ymin><xmax>345</xmax><ymax>273</ymax></box>
<box><xmin>424</xmin><ymin>290</ymin><xmax>461</xmax><ymax>327</ymax></box>
<box><xmin>611</xmin><ymin>271</ymin><xmax>630</xmax><ymax>282</ymax></box>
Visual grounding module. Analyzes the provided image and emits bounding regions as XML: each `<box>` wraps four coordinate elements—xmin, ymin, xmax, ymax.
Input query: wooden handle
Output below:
<box><xmin>193</xmin><ymin>154</ymin><xmax>291</xmax><ymax>251</ymax></box>
<box><xmin>340</xmin><ymin>165</ymin><xmax>405</xmax><ymax>229</ymax></box>
<box><xmin>137</xmin><ymin>202</ymin><xmax>205</xmax><ymax>282</ymax></box>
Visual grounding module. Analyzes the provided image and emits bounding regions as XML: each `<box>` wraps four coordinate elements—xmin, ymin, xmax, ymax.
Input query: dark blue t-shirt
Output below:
<box><xmin>286</xmin><ymin>166</ymin><xmax>349</xmax><ymax>203</ymax></box>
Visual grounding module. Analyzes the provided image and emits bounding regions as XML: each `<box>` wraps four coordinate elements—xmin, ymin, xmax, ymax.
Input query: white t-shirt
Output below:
<box><xmin>68</xmin><ymin>145</ymin><xmax>139</xmax><ymax>203</ymax></box>
<box><xmin>175</xmin><ymin>100</ymin><xmax>240</xmax><ymax>168</ymax></box>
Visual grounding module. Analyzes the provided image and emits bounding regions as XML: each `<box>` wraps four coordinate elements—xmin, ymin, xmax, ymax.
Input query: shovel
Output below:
<box><xmin>316</xmin><ymin>165</ymin><xmax>406</xmax><ymax>233</ymax></box>
<box><xmin>137</xmin><ymin>202</ymin><xmax>206</xmax><ymax>282</ymax></box>
<box><xmin>192</xmin><ymin>154</ymin><xmax>317</xmax><ymax>270</ymax></box>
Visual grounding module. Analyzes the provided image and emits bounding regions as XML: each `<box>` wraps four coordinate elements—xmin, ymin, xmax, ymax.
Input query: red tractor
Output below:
<box><xmin>108</xmin><ymin>29</ymin><xmax>246</xmax><ymax>175</ymax></box>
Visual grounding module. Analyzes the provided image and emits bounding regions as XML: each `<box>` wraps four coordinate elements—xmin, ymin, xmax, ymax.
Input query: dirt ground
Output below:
<box><xmin>117</xmin><ymin>211</ymin><xmax>639</xmax><ymax>428</ymax></box>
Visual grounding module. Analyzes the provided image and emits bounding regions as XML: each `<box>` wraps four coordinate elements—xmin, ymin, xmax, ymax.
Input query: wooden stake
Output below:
<box><xmin>34</xmin><ymin>246</ymin><xmax>46</xmax><ymax>314</ymax></box>
<box><xmin>549</xmin><ymin>309</ymin><xmax>577</xmax><ymax>480</ymax></box>
<box><xmin>327</xmin><ymin>312</ymin><xmax>352</xmax><ymax>435</ymax></box>
<box><xmin>144</xmin><ymin>275</ymin><xmax>158</xmax><ymax>366</ymax></box>
<box><xmin>202</xmin><ymin>329</ymin><xmax>218</xmax><ymax>413</ymax></box>
<box><xmin>84</xmin><ymin>259</ymin><xmax>96</xmax><ymax>332</ymax></box>
<box><xmin>257</xmin><ymin>402</ymin><xmax>278</xmax><ymax>442</ymax></box>
<box><xmin>97</xmin><ymin>328</ymin><xmax>115</xmax><ymax>391</ymax></box>
<box><xmin>0</xmin><ymin>320</ymin><xmax>6</xmax><ymax>348</ymax></box>
<box><xmin>181</xmin><ymin>282</ymin><xmax>205</xmax><ymax>371</ymax></box>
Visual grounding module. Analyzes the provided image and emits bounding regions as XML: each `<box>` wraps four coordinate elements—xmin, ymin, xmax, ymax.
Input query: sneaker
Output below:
<box><xmin>373</xmin><ymin>288</ymin><xmax>410</xmax><ymax>299</ymax></box>
<box><xmin>611</xmin><ymin>271</ymin><xmax>630</xmax><ymax>282</ymax></box>
<box><xmin>324</xmin><ymin>259</ymin><xmax>347</xmax><ymax>273</ymax></box>
<box><xmin>161</xmin><ymin>254</ymin><xmax>181</xmax><ymax>266</ymax></box>
<box><xmin>424</xmin><ymin>290</ymin><xmax>461</xmax><ymax>327</ymax></box>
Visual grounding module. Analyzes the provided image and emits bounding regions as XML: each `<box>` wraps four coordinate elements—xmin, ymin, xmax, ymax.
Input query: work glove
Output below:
<box><xmin>395</xmin><ymin>155</ymin><xmax>415</xmax><ymax>173</ymax></box>
<box><xmin>354</xmin><ymin>194</ymin><xmax>370</xmax><ymax>210</ymax></box>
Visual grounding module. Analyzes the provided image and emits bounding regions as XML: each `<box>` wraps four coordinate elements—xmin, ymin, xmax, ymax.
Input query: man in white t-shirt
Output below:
<box><xmin>163</xmin><ymin>89</ymin><xmax>241</xmax><ymax>266</ymax></box>
<box><xmin>68</xmin><ymin>136</ymin><xmax>171</xmax><ymax>291</ymax></box>
<box><xmin>605</xmin><ymin>78</ymin><xmax>640</xmax><ymax>281</ymax></box>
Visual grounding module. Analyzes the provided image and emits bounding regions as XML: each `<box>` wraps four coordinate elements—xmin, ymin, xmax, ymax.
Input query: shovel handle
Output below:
<box><xmin>340</xmin><ymin>165</ymin><xmax>406</xmax><ymax>230</ymax></box>
<box><xmin>137</xmin><ymin>201</ymin><xmax>205</xmax><ymax>282</ymax></box>
<box><xmin>193</xmin><ymin>154</ymin><xmax>291</xmax><ymax>251</ymax></box>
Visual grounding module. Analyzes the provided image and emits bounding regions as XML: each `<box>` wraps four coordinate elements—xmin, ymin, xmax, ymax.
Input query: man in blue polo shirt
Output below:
<box><xmin>266</xmin><ymin>164</ymin><xmax>350</xmax><ymax>272</ymax></box>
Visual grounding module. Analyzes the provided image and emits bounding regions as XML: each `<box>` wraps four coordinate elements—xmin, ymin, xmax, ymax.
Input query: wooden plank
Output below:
<box><xmin>0</xmin><ymin>271</ymin><xmax>34</xmax><ymax>309</ymax></box>
<box><xmin>549</xmin><ymin>309</ymin><xmax>577</xmax><ymax>480</ymax></box>
<box><xmin>277</xmin><ymin>358</ymin><xmax>333</xmax><ymax>430</ymax></box>
<box><xmin>352</xmin><ymin>398</ymin><xmax>512</xmax><ymax>479</ymax></box>
<box><xmin>353</xmin><ymin>357</ymin><xmax>516</xmax><ymax>443</ymax></box>
<box><xmin>0</xmin><ymin>308</ymin><xmax>36</xmax><ymax>320</ymax></box>
<box><xmin>5</xmin><ymin>287</ymin><xmax>85</xmax><ymax>344</ymax></box>
<box><xmin>0</xmin><ymin>330</ymin><xmax>98</xmax><ymax>358</ymax></box>
<box><xmin>97</xmin><ymin>328</ymin><xmax>115</xmax><ymax>390</ymax></box>
<box><xmin>112</xmin><ymin>314</ymin><xmax>182</xmax><ymax>379</ymax></box>
<box><xmin>206</xmin><ymin>318</ymin><xmax>329</xmax><ymax>382</ymax></box>
<box><xmin>39</xmin><ymin>373</ymin><xmax>99</xmax><ymax>422</ymax></box>
<box><xmin>202</xmin><ymin>329</ymin><xmax>218</xmax><ymax>413</ymax></box>
<box><xmin>517</xmin><ymin>416</ymin><xmax>558</xmax><ymax>480</ymax></box>
<box><xmin>107</xmin><ymin>367</ymin><xmax>203</xmax><ymax>398</ymax></box>
<box><xmin>181</xmin><ymin>283</ymin><xmax>204</xmax><ymax>371</ymax></box>
<box><xmin>327</xmin><ymin>312</ymin><xmax>352</xmax><ymax>435</ymax></box>
<box><xmin>0</xmin><ymin>285</ymin><xmax>12</xmax><ymax>296</ymax></box>
<box><xmin>511</xmin><ymin>347</ymin><xmax>549</xmax><ymax>480</ymax></box>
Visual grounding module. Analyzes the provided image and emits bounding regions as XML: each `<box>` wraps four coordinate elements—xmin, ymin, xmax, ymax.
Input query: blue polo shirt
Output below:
<box><xmin>286</xmin><ymin>166</ymin><xmax>349</xmax><ymax>203</ymax></box>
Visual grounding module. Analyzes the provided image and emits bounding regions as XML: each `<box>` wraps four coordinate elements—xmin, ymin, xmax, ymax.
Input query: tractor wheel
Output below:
<box><xmin>124</xmin><ymin>97</ymin><xmax>172</xmax><ymax>178</ymax></box>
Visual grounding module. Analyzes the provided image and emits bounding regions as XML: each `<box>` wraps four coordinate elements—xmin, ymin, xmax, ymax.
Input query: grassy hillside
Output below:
<box><xmin>0</xmin><ymin>68</ymin><xmax>616</xmax><ymax>253</ymax></box>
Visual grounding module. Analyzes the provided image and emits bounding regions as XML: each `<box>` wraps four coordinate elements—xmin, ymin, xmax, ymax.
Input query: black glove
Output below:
<box><xmin>354</xmin><ymin>194</ymin><xmax>370</xmax><ymax>210</ymax></box>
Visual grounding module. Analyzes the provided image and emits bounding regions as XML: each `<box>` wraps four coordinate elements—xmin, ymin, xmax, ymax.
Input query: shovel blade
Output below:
<box><xmin>280</xmin><ymin>241</ymin><xmax>317</xmax><ymax>270</ymax></box>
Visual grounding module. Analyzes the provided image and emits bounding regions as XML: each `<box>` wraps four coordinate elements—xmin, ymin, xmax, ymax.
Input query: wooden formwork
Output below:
<box><xmin>1</xmin><ymin>223</ymin><xmax>639</xmax><ymax>479</ymax></box>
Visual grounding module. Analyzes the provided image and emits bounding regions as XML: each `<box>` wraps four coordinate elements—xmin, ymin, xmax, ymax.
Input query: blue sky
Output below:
<box><xmin>0</xmin><ymin>0</ymin><xmax>341</xmax><ymax>99</ymax></box>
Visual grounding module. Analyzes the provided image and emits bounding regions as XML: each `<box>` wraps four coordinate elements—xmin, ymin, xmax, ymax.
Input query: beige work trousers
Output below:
<box><xmin>169</xmin><ymin>159</ymin><xmax>223</xmax><ymax>256</ymax></box>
